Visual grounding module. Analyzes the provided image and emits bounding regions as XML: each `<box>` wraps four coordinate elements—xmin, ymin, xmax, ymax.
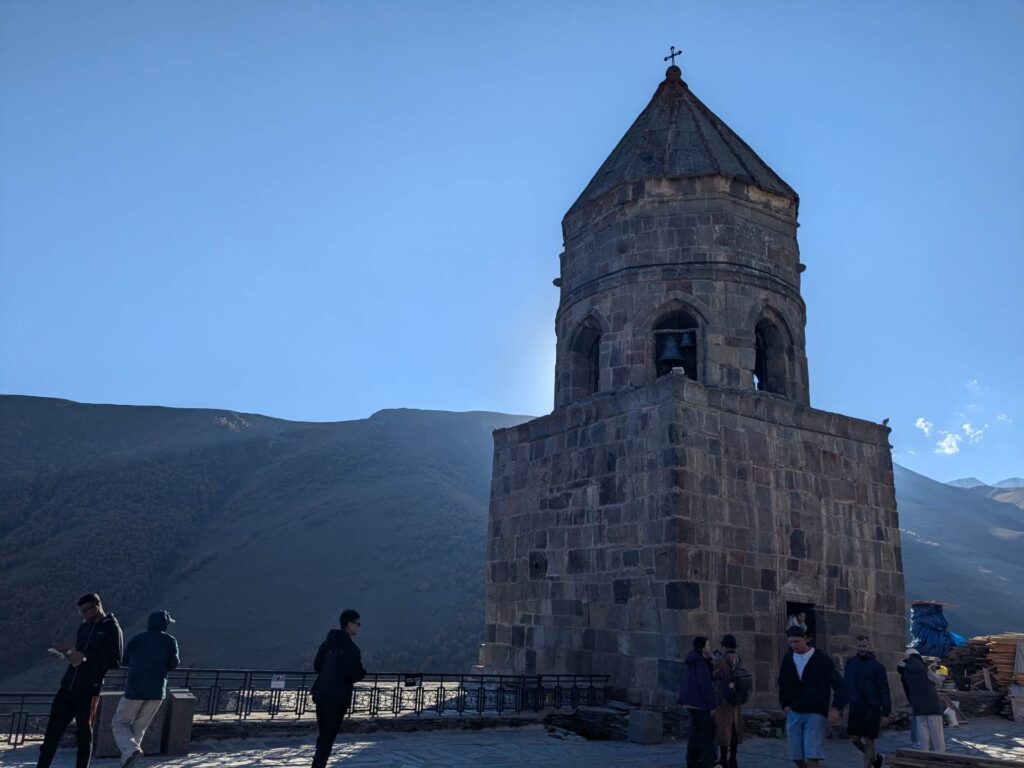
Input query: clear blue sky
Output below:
<box><xmin>1</xmin><ymin>1</ymin><xmax>1022</xmax><ymax>483</ymax></box>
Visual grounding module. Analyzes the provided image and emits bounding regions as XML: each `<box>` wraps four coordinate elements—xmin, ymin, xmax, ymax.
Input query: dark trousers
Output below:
<box><xmin>686</xmin><ymin>709</ymin><xmax>716</xmax><ymax>768</ymax></box>
<box><xmin>37</xmin><ymin>687</ymin><xmax>95</xmax><ymax>768</ymax></box>
<box><xmin>311</xmin><ymin>699</ymin><xmax>349</xmax><ymax>768</ymax></box>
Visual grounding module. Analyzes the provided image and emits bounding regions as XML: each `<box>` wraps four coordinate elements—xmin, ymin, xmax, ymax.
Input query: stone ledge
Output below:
<box><xmin>494</xmin><ymin>375</ymin><xmax>889</xmax><ymax>449</ymax></box>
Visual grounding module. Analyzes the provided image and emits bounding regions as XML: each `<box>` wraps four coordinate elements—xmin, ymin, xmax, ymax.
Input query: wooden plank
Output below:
<box><xmin>889</xmin><ymin>749</ymin><xmax>1024</xmax><ymax>768</ymax></box>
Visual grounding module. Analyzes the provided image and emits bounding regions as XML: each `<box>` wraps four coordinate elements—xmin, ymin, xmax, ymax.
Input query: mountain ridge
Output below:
<box><xmin>2</xmin><ymin>395</ymin><xmax>1021</xmax><ymax>691</ymax></box>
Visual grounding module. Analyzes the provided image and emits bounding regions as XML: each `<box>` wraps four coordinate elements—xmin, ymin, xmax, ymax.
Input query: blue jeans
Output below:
<box><xmin>786</xmin><ymin>710</ymin><xmax>827</xmax><ymax>761</ymax></box>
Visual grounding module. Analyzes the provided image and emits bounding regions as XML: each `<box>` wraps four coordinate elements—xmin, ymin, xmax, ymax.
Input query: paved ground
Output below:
<box><xmin>2</xmin><ymin>719</ymin><xmax>1022</xmax><ymax>767</ymax></box>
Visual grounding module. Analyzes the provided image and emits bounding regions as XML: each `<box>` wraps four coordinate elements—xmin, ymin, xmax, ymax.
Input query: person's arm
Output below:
<box><xmin>167</xmin><ymin>637</ymin><xmax>180</xmax><ymax>671</ymax></box>
<box><xmin>778</xmin><ymin>665</ymin><xmax>790</xmax><ymax>711</ymax></box>
<box><xmin>350</xmin><ymin>646</ymin><xmax>367</xmax><ymax>683</ymax></box>
<box><xmin>878</xmin><ymin>663</ymin><xmax>891</xmax><ymax>716</ymax></box>
<box><xmin>122</xmin><ymin>637</ymin><xmax>133</xmax><ymax>668</ymax></box>
<box><xmin>313</xmin><ymin>643</ymin><xmax>327</xmax><ymax>673</ymax></box>
<box><xmin>92</xmin><ymin>622</ymin><xmax>123</xmax><ymax>674</ymax></box>
<box><xmin>698</xmin><ymin>660</ymin><xmax>716</xmax><ymax>710</ymax></box>
<box><xmin>828</xmin><ymin>657</ymin><xmax>846</xmax><ymax>719</ymax></box>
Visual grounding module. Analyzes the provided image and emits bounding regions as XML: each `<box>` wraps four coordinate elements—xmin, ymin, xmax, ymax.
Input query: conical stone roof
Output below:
<box><xmin>568</xmin><ymin>65</ymin><xmax>796</xmax><ymax>215</ymax></box>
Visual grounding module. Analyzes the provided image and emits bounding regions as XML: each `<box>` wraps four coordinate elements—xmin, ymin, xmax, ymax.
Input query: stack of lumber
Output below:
<box><xmin>981</xmin><ymin>633</ymin><xmax>1024</xmax><ymax>690</ymax></box>
<box><xmin>889</xmin><ymin>750</ymin><xmax>1024</xmax><ymax>768</ymax></box>
<box><xmin>942</xmin><ymin>633</ymin><xmax>1024</xmax><ymax>721</ymax></box>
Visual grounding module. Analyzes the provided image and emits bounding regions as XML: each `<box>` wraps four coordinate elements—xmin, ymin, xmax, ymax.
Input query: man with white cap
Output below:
<box><xmin>112</xmin><ymin>610</ymin><xmax>180</xmax><ymax>767</ymax></box>
<box><xmin>899</xmin><ymin>648</ymin><xmax>945</xmax><ymax>753</ymax></box>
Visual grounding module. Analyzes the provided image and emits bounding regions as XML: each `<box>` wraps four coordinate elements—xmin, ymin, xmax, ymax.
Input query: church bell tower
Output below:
<box><xmin>481</xmin><ymin>62</ymin><xmax>904</xmax><ymax>708</ymax></box>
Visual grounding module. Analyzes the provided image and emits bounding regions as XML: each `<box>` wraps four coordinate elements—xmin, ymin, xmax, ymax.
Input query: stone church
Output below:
<box><xmin>480</xmin><ymin>63</ymin><xmax>906</xmax><ymax>707</ymax></box>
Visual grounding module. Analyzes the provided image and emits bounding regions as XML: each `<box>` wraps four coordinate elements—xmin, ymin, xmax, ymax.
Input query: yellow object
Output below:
<box><xmin>937</xmin><ymin>665</ymin><xmax>949</xmax><ymax>676</ymax></box>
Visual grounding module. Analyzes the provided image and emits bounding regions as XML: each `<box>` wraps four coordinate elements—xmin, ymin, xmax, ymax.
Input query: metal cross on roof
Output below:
<box><xmin>663</xmin><ymin>46</ymin><xmax>682</xmax><ymax>65</ymax></box>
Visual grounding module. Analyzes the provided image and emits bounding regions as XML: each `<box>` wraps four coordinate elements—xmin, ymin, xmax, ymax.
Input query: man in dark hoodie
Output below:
<box><xmin>310</xmin><ymin>608</ymin><xmax>367</xmax><ymax>768</ymax></box>
<box><xmin>843</xmin><ymin>635</ymin><xmax>891</xmax><ymax>768</ymax></box>
<box><xmin>679</xmin><ymin>636</ymin><xmax>716</xmax><ymax>768</ymax></box>
<box><xmin>112</xmin><ymin>610</ymin><xmax>180</xmax><ymax>768</ymax></box>
<box><xmin>37</xmin><ymin>593</ymin><xmax>123</xmax><ymax>768</ymax></box>
<box><xmin>777</xmin><ymin>625</ymin><xmax>845</xmax><ymax>768</ymax></box>
<box><xmin>900</xmin><ymin>648</ymin><xmax>945</xmax><ymax>753</ymax></box>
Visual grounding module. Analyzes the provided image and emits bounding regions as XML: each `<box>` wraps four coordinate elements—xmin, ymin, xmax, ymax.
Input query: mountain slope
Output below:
<box><xmin>2</xmin><ymin>396</ymin><xmax>1021</xmax><ymax>691</ymax></box>
<box><xmin>895</xmin><ymin>464</ymin><xmax>1024</xmax><ymax>636</ymax></box>
<box><xmin>0</xmin><ymin>396</ymin><xmax>528</xmax><ymax>688</ymax></box>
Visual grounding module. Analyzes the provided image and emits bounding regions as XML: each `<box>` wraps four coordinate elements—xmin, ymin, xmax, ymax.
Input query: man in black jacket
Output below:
<box><xmin>310</xmin><ymin>608</ymin><xmax>367</xmax><ymax>768</ymax></box>
<box><xmin>900</xmin><ymin>649</ymin><xmax>945</xmax><ymax>753</ymax></box>
<box><xmin>38</xmin><ymin>593</ymin><xmax>123</xmax><ymax>768</ymax></box>
<box><xmin>843</xmin><ymin>635</ymin><xmax>891</xmax><ymax>768</ymax></box>
<box><xmin>778</xmin><ymin>626</ymin><xmax>845</xmax><ymax>768</ymax></box>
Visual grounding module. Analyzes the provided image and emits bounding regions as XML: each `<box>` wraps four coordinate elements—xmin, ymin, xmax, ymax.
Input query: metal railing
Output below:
<box><xmin>1</xmin><ymin>669</ymin><xmax>608</xmax><ymax>746</ymax></box>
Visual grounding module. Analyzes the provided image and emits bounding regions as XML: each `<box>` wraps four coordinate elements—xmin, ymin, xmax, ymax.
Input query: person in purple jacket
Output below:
<box><xmin>679</xmin><ymin>636</ymin><xmax>717</xmax><ymax>768</ymax></box>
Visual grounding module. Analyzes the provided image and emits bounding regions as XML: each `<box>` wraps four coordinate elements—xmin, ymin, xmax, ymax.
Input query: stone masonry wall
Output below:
<box><xmin>554</xmin><ymin>176</ymin><xmax>810</xmax><ymax>408</ymax></box>
<box><xmin>482</xmin><ymin>374</ymin><xmax>905</xmax><ymax>708</ymax></box>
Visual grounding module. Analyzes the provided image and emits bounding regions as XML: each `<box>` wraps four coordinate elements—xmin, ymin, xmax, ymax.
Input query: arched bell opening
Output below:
<box><xmin>753</xmin><ymin>318</ymin><xmax>789</xmax><ymax>396</ymax></box>
<box><xmin>654</xmin><ymin>311</ymin><xmax>699</xmax><ymax>380</ymax></box>
<box><xmin>567</xmin><ymin>322</ymin><xmax>602</xmax><ymax>400</ymax></box>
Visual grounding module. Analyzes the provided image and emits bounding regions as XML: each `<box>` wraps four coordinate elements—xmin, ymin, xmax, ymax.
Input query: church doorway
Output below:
<box><xmin>785</xmin><ymin>600</ymin><xmax>819</xmax><ymax>645</ymax></box>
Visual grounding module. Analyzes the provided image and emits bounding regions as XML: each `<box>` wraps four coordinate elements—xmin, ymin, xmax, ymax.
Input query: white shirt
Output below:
<box><xmin>793</xmin><ymin>648</ymin><xmax>815</xmax><ymax>680</ymax></box>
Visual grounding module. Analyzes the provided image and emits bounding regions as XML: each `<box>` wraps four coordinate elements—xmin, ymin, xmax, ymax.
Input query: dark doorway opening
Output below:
<box><xmin>785</xmin><ymin>601</ymin><xmax>818</xmax><ymax>645</ymax></box>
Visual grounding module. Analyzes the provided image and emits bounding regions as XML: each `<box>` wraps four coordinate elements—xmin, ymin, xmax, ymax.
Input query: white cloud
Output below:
<box><xmin>966</xmin><ymin>378</ymin><xmax>982</xmax><ymax>393</ymax></box>
<box><xmin>906</xmin><ymin>450</ymin><xmax>917</xmax><ymax>456</ymax></box>
<box><xmin>935</xmin><ymin>433</ymin><xmax>962</xmax><ymax>455</ymax></box>
<box><xmin>915</xmin><ymin>417</ymin><xmax>934</xmax><ymax>437</ymax></box>
<box><xmin>965</xmin><ymin>403</ymin><xmax>977</xmax><ymax>409</ymax></box>
<box><xmin>997</xmin><ymin>413</ymin><xmax>1013</xmax><ymax>423</ymax></box>
<box><xmin>962</xmin><ymin>423</ymin><xmax>985</xmax><ymax>443</ymax></box>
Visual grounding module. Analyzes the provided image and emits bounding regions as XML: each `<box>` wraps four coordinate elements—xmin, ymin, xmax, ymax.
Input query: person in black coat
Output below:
<box><xmin>678</xmin><ymin>636</ymin><xmax>717</xmax><ymax>768</ymax></box>
<box><xmin>899</xmin><ymin>649</ymin><xmax>945</xmax><ymax>753</ymax></box>
<box><xmin>842</xmin><ymin>635</ymin><xmax>891</xmax><ymax>768</ymax></box>
<box><xmin>778</xmin><ymin>626</ymin><xmax>846</xmax><ymax>768</ymax></box>
<box><xmin>310</xmin><ymin>609</ymin><xmax>367</xmax><ymax>768</ymax></box>
<box><xmin>38</xmin><ymin>593</ymin><xmax>123</xmax><ymax>768</ymax></box>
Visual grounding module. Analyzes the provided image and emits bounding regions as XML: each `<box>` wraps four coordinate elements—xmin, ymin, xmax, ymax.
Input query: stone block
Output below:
<box><xmin>92</xmin><ymin>692</ymin><xmax>166</xmax><ymax>758</ymax></box>
<box><xmin>628</xmin><ymin>709</ymin><xmax>664</xmax><ymax>744</ymax></box>
<box><xmin>665</xmin><ymin>581</ymin><xmax>701</xmax><ymax>610</ymax></box>
<box><xmin>163</xmin><ymin>689</ymin><xmax>195</xmax><ymax>755</ymax></box>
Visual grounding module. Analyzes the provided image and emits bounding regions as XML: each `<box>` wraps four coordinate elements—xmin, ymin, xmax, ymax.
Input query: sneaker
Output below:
<box><xmin>123</xmin><ymin>750</ymin><xmax>142</xmax><ymax>768</ymax></box>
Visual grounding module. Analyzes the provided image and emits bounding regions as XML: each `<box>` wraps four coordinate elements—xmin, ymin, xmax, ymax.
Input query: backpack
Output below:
<box><xmin>310</xmin><ymin>647</ymin><xmax>346</xmax><ymax>703</ymax></box>
<box><xmin>720</xmin><ymin>658</ymin><xmax>753</xmax><ymax>706</ymax></box>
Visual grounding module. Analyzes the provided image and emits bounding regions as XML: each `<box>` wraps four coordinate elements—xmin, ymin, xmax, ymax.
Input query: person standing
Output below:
<box><xmin>679</xmin><ymin>635</ymin><xmax>717</xmax><ymax>768</ymax></box>
<box><xmin>310</xmin><ymin>609</ymin><xmax>366</xmax><ymax>768</ymax></box>
<box><xmin>37</xmin><ymin>593</ymin><xmax>123</xmax><ymax>768</ymax></box>
<box><xmin>843</xmin><ymin>635</ymin><xmax>891</xmax><ymax>768</ymax></box>
<box><xmin>900</xmin><ymin>649</ymin><xmax>945</xmax><ymax>753</ymax></box>
<box><xmin>777</xmin><ymin>625</ymin><xmax>845</xmax><ymax>768</ymax></box>
<box><xmin>112</xmin><ymin>610</ymin><xmax>180</xmax><ymax>768</ymax></box>
<box><xmin>713</xmin><ymin>634</ymin><xmax>750</xmax><ymax>768</ymax></box>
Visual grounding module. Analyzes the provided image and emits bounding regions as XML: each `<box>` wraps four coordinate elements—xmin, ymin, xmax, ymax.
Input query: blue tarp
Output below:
<box><xmin>909</xmin><ymin>603</ymin><xmax>968</xmax><ymax>657</ymax></box>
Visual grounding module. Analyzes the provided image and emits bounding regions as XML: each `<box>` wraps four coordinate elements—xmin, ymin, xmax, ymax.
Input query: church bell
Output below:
<box><xmin>657</xmin><ymin>335</ymin><xmax>686</xmax><ymax>367</ymax></box>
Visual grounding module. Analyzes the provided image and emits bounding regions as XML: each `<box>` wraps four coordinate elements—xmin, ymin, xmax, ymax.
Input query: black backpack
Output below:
<box><xmin>721</xmin><ymin>659</ymin><xmax>753</xmax><ymax>706</ymax></box>
<box><xmin>310</xmin><ymin>647</ymin><xmax>346</xmax><ymax>703</ymax></box>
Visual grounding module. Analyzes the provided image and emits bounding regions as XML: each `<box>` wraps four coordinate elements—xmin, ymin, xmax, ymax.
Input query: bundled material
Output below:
<box><xmin>910</xmin><ymin>603</ymin><xmax>967</xmax><ymax>658</ymax></box>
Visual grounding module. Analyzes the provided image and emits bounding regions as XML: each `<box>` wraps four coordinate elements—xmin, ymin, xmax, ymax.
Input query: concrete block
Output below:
<box><xmin>162</xmin><ymin>689</ymin><xmax>196</xmax><ymax>756</ymax></box>
<box><xmin>628</xmin><ymin>708</ymin><xmax>664</xmax><ymax>744</ymax></box>
<box><xmin>91</xmin><ymin>692</ymin><xmax>166</xmax><ymax>758</ymax></box>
